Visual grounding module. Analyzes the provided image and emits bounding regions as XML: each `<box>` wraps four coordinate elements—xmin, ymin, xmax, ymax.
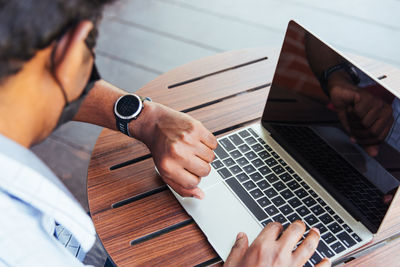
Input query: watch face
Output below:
<box><xmin>115</xmin><ymin>94</ymin><xmax>142</xmax><ymax>119</ymax></box>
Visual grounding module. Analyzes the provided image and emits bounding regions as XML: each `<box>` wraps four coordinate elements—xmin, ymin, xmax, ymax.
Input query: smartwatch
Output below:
<box><xmin>319</xmin><ymin>62</ymin><xmax>360</xmax><ymax>97</ymax></box>
<box><xmin>114</xmin><ymin>94</ymin><xmax>152</xmax><ymax>137</ymax></box>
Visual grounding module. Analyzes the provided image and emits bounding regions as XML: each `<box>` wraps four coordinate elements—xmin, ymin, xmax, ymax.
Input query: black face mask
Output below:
<box><xmin>51</xmin><ymin>27</ymin><xmax>101</xmax><ymax>129</ymax></box>
<box><xmin>54</xmin><ymin>63</ymin><xmax>100</xmax><ymax>128</ymax></box>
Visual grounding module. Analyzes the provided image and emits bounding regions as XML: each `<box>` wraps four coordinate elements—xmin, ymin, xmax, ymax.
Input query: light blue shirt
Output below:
<box><xmin>0</xmin><ymin>134</ymin><xmax>96</xmax><ymax>266</ymax></box>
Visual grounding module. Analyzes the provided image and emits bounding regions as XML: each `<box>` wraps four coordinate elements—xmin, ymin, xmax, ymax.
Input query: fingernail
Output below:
<box><xmin>236</xmin><ymin>232</ymin><xmax>244</xmax><ymax>241</ymax></box>
<box><xmin>310</xmin><ymin>227</ymin><xmax>320</xmax><ymax>236</ymax></box>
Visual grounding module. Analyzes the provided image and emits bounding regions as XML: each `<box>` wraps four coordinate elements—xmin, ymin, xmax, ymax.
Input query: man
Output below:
<box><xmin>0</xmin><ymin>1</ymin><xmax>330</xmax><ymax>266</ymax></box>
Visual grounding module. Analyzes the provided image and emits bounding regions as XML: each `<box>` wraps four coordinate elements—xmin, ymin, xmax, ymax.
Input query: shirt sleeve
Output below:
<box><xmin>0</xmin><ymin>191</ymin><xmax>89</xmax><ymax>267</ymax></box>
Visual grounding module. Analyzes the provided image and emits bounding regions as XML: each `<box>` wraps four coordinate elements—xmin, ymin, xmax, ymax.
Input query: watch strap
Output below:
<box><xmin>319</xmin><ymin>62</ymin><xmax>360</xmax><ymax>97</ymax></box>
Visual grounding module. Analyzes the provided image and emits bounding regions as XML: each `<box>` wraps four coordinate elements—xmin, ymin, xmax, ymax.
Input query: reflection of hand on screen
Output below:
<box><xmin>327</xmin><ymin>74</ymin><xmax>394</xmax><ymax>157</ymax></box>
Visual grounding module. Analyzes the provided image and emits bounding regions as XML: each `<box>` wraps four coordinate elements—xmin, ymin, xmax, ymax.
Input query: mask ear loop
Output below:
<box><xmin>50</xmin><ymin>41</ymin><xmax>69</xmax><ymax>107</ymax></box>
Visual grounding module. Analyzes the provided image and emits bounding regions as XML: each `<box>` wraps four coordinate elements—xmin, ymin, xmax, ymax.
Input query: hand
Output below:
<box><xmin>224</xmin><ymin>221</ymin><xmax>331</xmax><ymax>267</ymax></box>
<box><xmin>328</xmin><ymin>76</ymin><xmax>394</xmax><ymax>157</ymax></box>
<box><xmin>131</xmin><ymin>102</ymin><xmax>218</xmax><ymax>199</ymax></box>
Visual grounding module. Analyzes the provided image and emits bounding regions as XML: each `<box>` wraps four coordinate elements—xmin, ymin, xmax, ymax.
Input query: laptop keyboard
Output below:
<box><xmin>212</xmin><ymin>128</ymin><xmax>362</xmax><ymax>266</ymax></box>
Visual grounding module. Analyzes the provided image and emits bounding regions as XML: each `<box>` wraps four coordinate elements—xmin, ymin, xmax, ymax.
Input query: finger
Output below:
<box><xmin>361</xmin><ymin>103</ymin><xmax>384</xmax><ymax>128</ymax></box>
<box><xmin>224</xmin><ymin>232</ymin><xmax>249</xmax><ymax>267</ymax></box>
<box><xmin>164</xmin><ymin>176</ymin><xmax>205</xmax><ymax>199</ymax></box>
<box><xmin>184</xmin><ymin>154</ymin><xmax>212</xmax><ymax>177</ymax></box>
<box><xmin>315</xmin><ymin>258</ymin><xmax>331</xmax><ymax>267</ymax></box>
<box><xmin>352</xmin><ymin>93</ymin><xmax>375</xmax><ymax>119</ymax></box>
<box><xmin>253</xmin><ymin>222</ymin><xmax>283</xmax><ymax>244</ymax></box>
<box><xmin>292</xmin><ymin>228</ymin><xmax>320</xmax><ymax>265</ymax></box>
<box><xmin>278</xmin><ymin>220</ymin><xmax>306</xmax><ymax>251</ymax></box>
<box><xmin>160</xmin><ymin>163</ymin><xmax>201</xmax><ymax>189</ymax></box>
<box><xmin>193</xmin><ymin>141</ymin><xmax>215</xmax><ymax>163</ymax></box>
<box><xmin>199</xmin><ymin>128</ymin><xmax>218</xmax><ymax>150</ymax></box>
<box><xmin>334</xmin><ymin>87</ymin><xmax>359</xmax><ymax>108</ymax></box>
<box><xmin>364</xmin><ymin>145</ymin><xmax>379</xmax><ymax>157</ymax></box>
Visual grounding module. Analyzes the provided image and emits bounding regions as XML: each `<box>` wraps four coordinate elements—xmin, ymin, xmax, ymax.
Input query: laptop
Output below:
<box><xmin>169</xmin><ymin>20</ymin><xmax>400</xmax><ymax>266</ymax></box>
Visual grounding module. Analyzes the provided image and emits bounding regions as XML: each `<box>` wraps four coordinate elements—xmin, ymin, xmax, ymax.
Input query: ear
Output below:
<box><xmin>51</xmin><ymin>21</ymin><xmax>94</xmax><ymax>100</ymax></box>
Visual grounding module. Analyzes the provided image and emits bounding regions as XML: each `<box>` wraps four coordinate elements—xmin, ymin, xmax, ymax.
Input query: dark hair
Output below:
<box><xmin>0</xmin><ymin>0</ymin><xmax>114</xmax><ymax>82</ymax></box>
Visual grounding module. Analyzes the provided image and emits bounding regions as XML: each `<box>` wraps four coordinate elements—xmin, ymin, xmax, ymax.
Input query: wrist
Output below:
<box><xmin>128</xmin><ymin>100</ymin><xmax>158</xmax><ymax>143</ymax></box>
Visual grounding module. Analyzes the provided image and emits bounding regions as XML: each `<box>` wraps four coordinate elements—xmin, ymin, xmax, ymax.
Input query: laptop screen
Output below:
<box><xmin>262</xmin><ymin>20</ymin><xmax>400</xmax><ymax>233</ymax></box>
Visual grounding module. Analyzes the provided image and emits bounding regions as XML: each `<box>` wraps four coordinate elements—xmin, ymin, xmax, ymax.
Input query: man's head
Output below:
<box><xmin>0</xmin><ymin>0</ymin><xmax>113</xmax><ymax>147</ymax></box>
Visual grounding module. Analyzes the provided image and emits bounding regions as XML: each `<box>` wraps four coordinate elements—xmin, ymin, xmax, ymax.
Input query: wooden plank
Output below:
<box><xmin>104</xmin><ymin>0</ymin><xmax>283</xmax><ymax>51</ymax></box>
<box><xmin>110</xmin><ymin>223</ymin><xmax>218</xmax><ymax>266</ymax></box>
<box><xmin>96</xmin><ymin>17</ymin><xmax>216</xmax><ymax>73</ymax></box>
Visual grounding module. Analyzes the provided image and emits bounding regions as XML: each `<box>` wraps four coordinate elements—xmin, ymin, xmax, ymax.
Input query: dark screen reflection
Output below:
<box><xmin>262</xmin><ymin>21</ymin><xmax>400</xmax><ymax>233</ymax></box>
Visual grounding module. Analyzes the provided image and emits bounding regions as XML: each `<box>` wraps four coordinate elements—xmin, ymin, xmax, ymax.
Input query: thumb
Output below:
<box><xmin>224</xmin><ymin>232</ymin><xmax>249</xmax><ymax>267</ymax></box>
<box><xmin>315</xmin><ymin>258</ymin><xmax>331</xmax><ymax>267</ymax></box>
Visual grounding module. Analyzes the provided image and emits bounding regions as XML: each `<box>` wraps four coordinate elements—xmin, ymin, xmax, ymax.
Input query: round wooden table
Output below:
<box><xmin>87</xmin><ymin>47</ymin><xmax>400</xmax><ymax>266</ymax></box>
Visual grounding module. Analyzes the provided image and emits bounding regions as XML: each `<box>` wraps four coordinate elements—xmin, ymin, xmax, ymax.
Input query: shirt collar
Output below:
<box><xmin>0</xmin><ymin>134</ymin><xmax>95</xmax><ymax>251</ymax></box>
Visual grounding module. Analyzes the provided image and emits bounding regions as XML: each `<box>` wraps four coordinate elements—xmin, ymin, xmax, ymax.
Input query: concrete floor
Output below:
<box><xmin>31</xmin><ymin>0</ymin><xmax>400</xmax><ymax>265</ymax></box>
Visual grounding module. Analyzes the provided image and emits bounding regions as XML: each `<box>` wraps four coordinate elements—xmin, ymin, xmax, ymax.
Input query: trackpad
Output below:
<box><xmin>197</xmin><ymin>167</ymin><xmax>222</xmax><ymax>191</ymax></box>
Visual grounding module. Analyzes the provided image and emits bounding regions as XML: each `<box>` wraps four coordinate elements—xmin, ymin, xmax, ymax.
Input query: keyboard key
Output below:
<box><xmin>287</xmin><ymin>180</ymin><xmax>300</xmax><ymax>191</ymax></box>
<box><xmin>238</xmin><ymin>144</ymin><xmax>251</xmax><ymax>153</ymax></box>
<box><xmin>258</xmin><ymin>151</ymin><xmax>271</xmax><ymax>159</ymax></box>
<box><xmin>225</xmin><ymin>178</ymin><xmax>267</xmax><ymax>221</ymax></box>
<box><xmin>326</xmin><ymin>207</ymin><xmax>335</xmax><ymax>215</ymax></box>
<box><xmin>281</xmin><ymin>189</ymin><xmax>294</xmax><ymax>199</ymax></box>
<box><xmin>293</xmin><ymin>174</ymin><xmax>302</xmax><ymax>182</ymax></box>
<box><xmin>238</xmin><ymin>130</ymin><xmax>250</xmax><ymax>138</ymax></box>
<box><xmin>223</xmin><ymin>158</ymin><xmax>235</xmax><ymax>167</ymax></box>
<box><xmin>245</xmin><ymin>137</ymin><xmax>257</xmax><ymax>145</ymax></box>
<box><xmin>271</xmin><ymin>196</ymin><xmax>285</xmax><ymax>207</ymax></box>
<box><xmin>352</xmin><ymin>233</ymin><xmax>362</xmax><ymax>243</ymax></box>
<box><xmin>257</xmin><ymin>180</ymin><xmax>270</xmax><ymax>190</ymax></box>
<box><xmin>343</xmin><ymin>224</ymin><xmax>353</xmax><ymax>233</ymax></box>
<box><xmin>273</xmin><ymin>214</ymin><xmax>288</xmax><ymax>224</ymax></box>
<box><xmin>248</xmin><ymin>128</ymin><xmax>258</xmax><ymax>138</ymax></box>
<box><xmin>228</xmin><ymin>134</ymin><xmax>244</xmax><ymax>146</ymax></box>
<box><xmin>300</xmin><ymin>181</ymin><xmax>310</xmax><ymax>190</ymax></box>
<box><xmin>236</xmin><ymin>173</ymin><xmax>249</xmax><ymax>183</ymax></box>
<box><xmin>278</xmin><ymin>159</ymin><xmax>287</xmax><ymax>166</ymax></box>
<box><xmin>322</xmin><ymin>232</ymin><xmax>337</xmax><ymax>244</ymax></box>
<box><xmin>217</xmin><ymin>168</ymin><xmax>232</xmax><ymax>179</ymax></box>
<box><xmin>243</xmin><ymin>164</ymin><xmax>256</xmax><ymax>174</ymax></box>
<box><xmin>319</xmin><ymin>214</ymin><xmax>334</xmax><ymax>225</ymax></box>
<box><xmin>244</xmin><ymin>151</ymin><xmax>257</xmax><ymax>161</ymax></box>
<box><xmin>279</xmin><ymin>173</ymin><xmax>293</xmax><ymax>183</ymax></box>
<box><xmin>296</xmin><ymin>206</ymin><xmax>311</xmax><ymax>217</ymax></box>
<box><xmin>250</xmin><ymin>188</ymin><xmax>264</xmax><ymax>199</ymax></box>
<box><xmin>264</xmin><ymin>188</ymin><xmax>278</xmax><ymax>198</ymax></box>
<box><xmin>303</xmin><ymin>196</ymin><xmax>317</xmax><ymax>207</ymax></box>
<box><xmin>251</xmin><ymin>144</ymin><xmax>264</xmax><ymax>152</ymax></box>
<box><xmin>314</xmin><ymin>223</ymin><xmax>328</xmax><ymax>234</ymax></box>
<box><xmin>317</xmin><ymin>241</ymin><xmax>335</xmax><ymax>258</ymax></box>
<box><xmin>309</xmin><ymin>189</ymin><xmax>318</xmax><ymax>198</ymax></box>
<box><xmin>330</xmin><ymin>241</ymin><xmax>346</xmax><ymax>254</ymax></box>
<box><xmin>251</xmin><ymin>158</ymin><xmax>264</xmax><ymax>168</ymax></box>
<box><xmin>257</xmin><ymin>197</ymin><xmax>271</xmax><ymax>207</ymax></box>
<box><xmin>214</xmin><ymin>144</ymin><xmax>229</xmax><ymax>159</ymax></box>
<box><xmin>272</xmin><ymin>181</ymin><xmax>286</xmax><ymax>192</ymax></box>
<box><xmin>211</xmin><ymin>160</ymin><xmax>223</xmax><ymax>169</ymax></box>
<box><xmin>334</xmin><ymin>215</ymin><xmax>344</xmax><ymax>224</ymax></box>
<box><xmin>327</xmin><ymin>222</ymin><xmax>343</xmax><ymax>234</ymax></box>
<box><xmin>250</xmin><ymin>172</ymin><xmax>263</xmax><ymax>182</ymax></box>
<box><xmin>261</xmin><ymin>219</ymin><xmax>272</xmax><ymax>227</ymax></box>
<box><xmin>304</xmin><ymin>214</ymin><xmax>318</xmax><ymax>226</ymax></box>
<box><xmin>288</xmin><ymin>197</ymin><xmax>302</xmax><ymax>208</ymax></box>
<box><xmin>220</xmin><ymin>138</ymin><xmax>235</xmax><ymax>151</ymax></box>
<box><xmin>266</xmin><ymin>173</ymin><xmax>279</xmax><ymax>183</ymax></box>
<box><xmin>310</xmin><ymin>204</ymin><xmax>324</xmax><ymax>216</ymax></box>
<box><xmin>294</xmin><ymin>188</ymin><xmax>307</xmax><ymax>199</ymax></box>
<box><xmin>272</xmin><ymin>165</ymin><xmax>285</xmax><ymax>175</ymax></box>
<box><xmin>287</xmin><ymin>212</ymin><xmax>301</xmax><ymax>223</ymax></box>
<box><xmin>304</xmin><ymin>262</ymin><xmax>313</xmax><ymax>267</ymax></box>
<box><xmin>229</xmin><ymin>165</ymin><xmax>242</xmax><ymax>175</ymax></box>
<box><xmin>265</xmin><ymin>158</ymin><xmax>278</xmax><ymax>167</ymax></box>
<box><xmin>271</xmin><ymin>152</ymin><xmax>280</xmax><ymax>159</ymax></box>
<box><xmin>230</xmin><ymin>150</ymin><xmax>242</xmax><ymax>159</ymax></box>
<box><xmin>243</xmin><ymin>180</ymin><xmax>257</xmax><ymax>191</ymax></box>
<box><xmin>337</xmin><ymin>231</ymin><xmax>356</xmax><ymax>248</ymax></box>
<box><xmin>316</xmin><ymin>198</ymin><xmax>327</xmax><ymax>207</ymax></box>
<box><xmin>279</xmin><ymin>204</ymin><xmax>294</xmax><ymax>216</ymax></box>
<box><xmin>286</xmin><ymin>166</ymin><xmax>295</xmax><ymax>174</ymax></box>
<box><xmin>309</xmin><ymin>252</ymin><xmax>322</xmax><ymax>265</ymax></box>
<box><xmin>257</xmin><ymin>138</ymin><xmax>266</xmax><ymax>145</ymax></box>
<box><xmin>264</xmin><ymin>144</ymin><xmax>273</xmax><ymax>152</ymax></box>
<box><xmin>265</xmin><ymin>205</ymin><xmax>279</xmax><ymax>216</ymax></box>
<box><xmin>258</xmin><ymin>166</ymin><xmax>271</xmax><ymax>176</ymax></box>
<box><xmin>237</xmin><ymin>157</ymin><xmax>249</xmax><ymax>166</ymax></box>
